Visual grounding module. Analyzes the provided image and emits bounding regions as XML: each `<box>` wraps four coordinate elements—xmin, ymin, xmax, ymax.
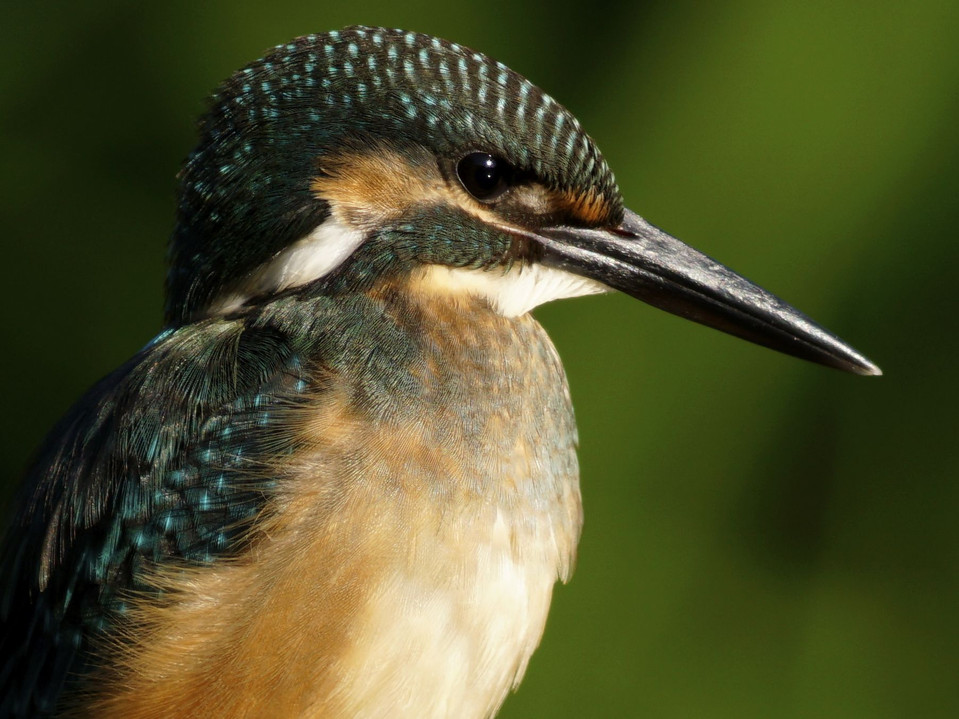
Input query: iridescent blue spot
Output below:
<box><xmin>388</xmin><ymin>45</ymin><xmax>398</xmax><ymax>61</ymax></box>
<box><xmin>304</xmin><ymin>62</ymin><xmax>315</xmax><ymax>73</ymax></box>
<box><xmin>144</xmin><ymin>328</ymin><xmax>174</xmax><ymax>349</ymax></box>
<box><xmin>348</xmin><ymin>42</ymin><xmax>359</xmax><ymax>58</ymax></box>
<box><xmin>131</xmin><ymin>529</ymin><xmax>147</xmax><ymax>549</ymax></box>
<box><xmin>343</xmin><ymin>61</ymin><xmax>354</xmax><ymax>76</ymax></box>
<box><xmin>145</xmin><ymin>434</ymin><xmax>159</xmax><ymax>462</ymax></box>
<box><xmin>261</xmin><ymin>81</ymin><xmax>271</xmax><ymax>92</ymax></box>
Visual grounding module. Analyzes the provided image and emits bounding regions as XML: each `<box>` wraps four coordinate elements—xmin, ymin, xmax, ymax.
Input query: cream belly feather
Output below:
<box><xmin>333</xmin><ymin>508</ymin><xmax>569</xmax><ymax>718</ymax></box>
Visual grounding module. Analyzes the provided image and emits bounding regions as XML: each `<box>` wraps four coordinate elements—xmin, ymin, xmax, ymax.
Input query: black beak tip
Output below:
<box><xmin>843</xmin><ymin>353</ymin><xmax>883</xmax><ymax>377</ymax></box>
<box><xmin>532</xmin><ymin>209</ymin><xmax>883</xmax><ymax>378</ymax></box>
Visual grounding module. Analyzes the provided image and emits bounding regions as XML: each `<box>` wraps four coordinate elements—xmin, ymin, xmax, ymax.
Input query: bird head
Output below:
<box><xmin>167</xmin><ymin>26</ymin><xmax>878</xmax><ymax>375</ymax></box>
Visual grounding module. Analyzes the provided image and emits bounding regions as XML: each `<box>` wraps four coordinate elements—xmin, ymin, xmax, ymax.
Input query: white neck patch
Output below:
<box><xmin>211</xmin><ymin>216</ymin><xmax>365</xmax><ymax>315</ymax></box>
<box><xmin>208</xmin><ymin>215</ymin><xmax>609</xmax><ymax>318</ymax></box>
<box><xmin>415</xmin><ymin>263</ymin><xmax>609</xmax><ymax>317</ymax></box>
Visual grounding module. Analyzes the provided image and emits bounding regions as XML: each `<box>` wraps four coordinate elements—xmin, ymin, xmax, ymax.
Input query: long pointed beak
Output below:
<box><xmin>529</xmin><ymin>209</ymin><xmax>881</xmax><ymax>375</ymax></box>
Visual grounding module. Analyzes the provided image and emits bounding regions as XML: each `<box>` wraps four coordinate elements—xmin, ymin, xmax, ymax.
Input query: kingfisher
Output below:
<box><xmin>0</xmin><ymin>26</ymin><xmax>879</xmax><ymax>719</ymax></box>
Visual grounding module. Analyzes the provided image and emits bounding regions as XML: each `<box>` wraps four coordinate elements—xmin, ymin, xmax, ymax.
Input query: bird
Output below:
<box><xmin>0</xmin><ymin>25</ymin><xmax>880</xmax><ymax>719</ymax></box>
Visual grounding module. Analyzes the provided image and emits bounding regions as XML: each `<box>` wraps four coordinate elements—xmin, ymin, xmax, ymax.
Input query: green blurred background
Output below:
<box><xmin>2</xmin><ymin>1</ymin><xmax>957</xmax><ymax>716</ymax></box>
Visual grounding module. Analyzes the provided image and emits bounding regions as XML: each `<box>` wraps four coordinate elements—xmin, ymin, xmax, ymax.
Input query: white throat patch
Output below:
<box><xmin>415</xmin><ymin>263</ymin><xmax>609</xmax><ymax>317</ymax></box>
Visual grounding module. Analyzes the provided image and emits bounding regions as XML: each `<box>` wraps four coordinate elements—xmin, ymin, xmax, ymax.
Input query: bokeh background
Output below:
<box><xmin>2</xmin><ymin>1</ymin><xmax>957</xmax><ymax>716</ymax></box>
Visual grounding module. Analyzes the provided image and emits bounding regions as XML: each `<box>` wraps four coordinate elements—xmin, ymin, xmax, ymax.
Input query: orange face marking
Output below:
<box><xmin>310</xmin><ymin>142</ymin><xmax>448</xmax><ymax>230</ymax></box>
<box><xmin>311</xmin><ymin>142</ymin><xmax>618</xmax><ymax>240</ymax></box>
<box><xmin>554</xmin><ymin>186</ymin><xmax>617</xmax><ymax>227</ymax></box>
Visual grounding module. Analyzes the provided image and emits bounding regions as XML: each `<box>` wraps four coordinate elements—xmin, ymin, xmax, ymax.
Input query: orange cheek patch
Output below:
<box><xmin>310</xmin><ymin>142</ymin><xmax>617</xmax><ymax>238</ymax></box>
<box><xmin>310</xmin><ymin>144</ymin><xmax>449</xmax><ymax>230</ymax></box>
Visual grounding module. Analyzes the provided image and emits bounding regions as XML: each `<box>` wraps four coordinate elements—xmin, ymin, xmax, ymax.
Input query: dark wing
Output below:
<box><xmin>0</xmin><ymin>316</ymin><xmax>315</xmax><ymax>717</ymax></box>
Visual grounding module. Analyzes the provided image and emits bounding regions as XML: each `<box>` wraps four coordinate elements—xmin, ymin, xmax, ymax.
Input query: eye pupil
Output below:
<box><xmin>457</xmin><ymin>152</ymin><xmax>512</xmax><ymax>201</ymax></box>
<box><xmin>473</xmin><ymin>156</ymin><xmax>498</xmax><ymax>191</ymax></box>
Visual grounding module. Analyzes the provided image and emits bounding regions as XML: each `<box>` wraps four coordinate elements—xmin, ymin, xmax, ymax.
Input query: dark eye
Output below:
<box><xmin>456</xmin><ymin>152</ymin><xmax>513</xmax><ymax>201</ymax></box>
